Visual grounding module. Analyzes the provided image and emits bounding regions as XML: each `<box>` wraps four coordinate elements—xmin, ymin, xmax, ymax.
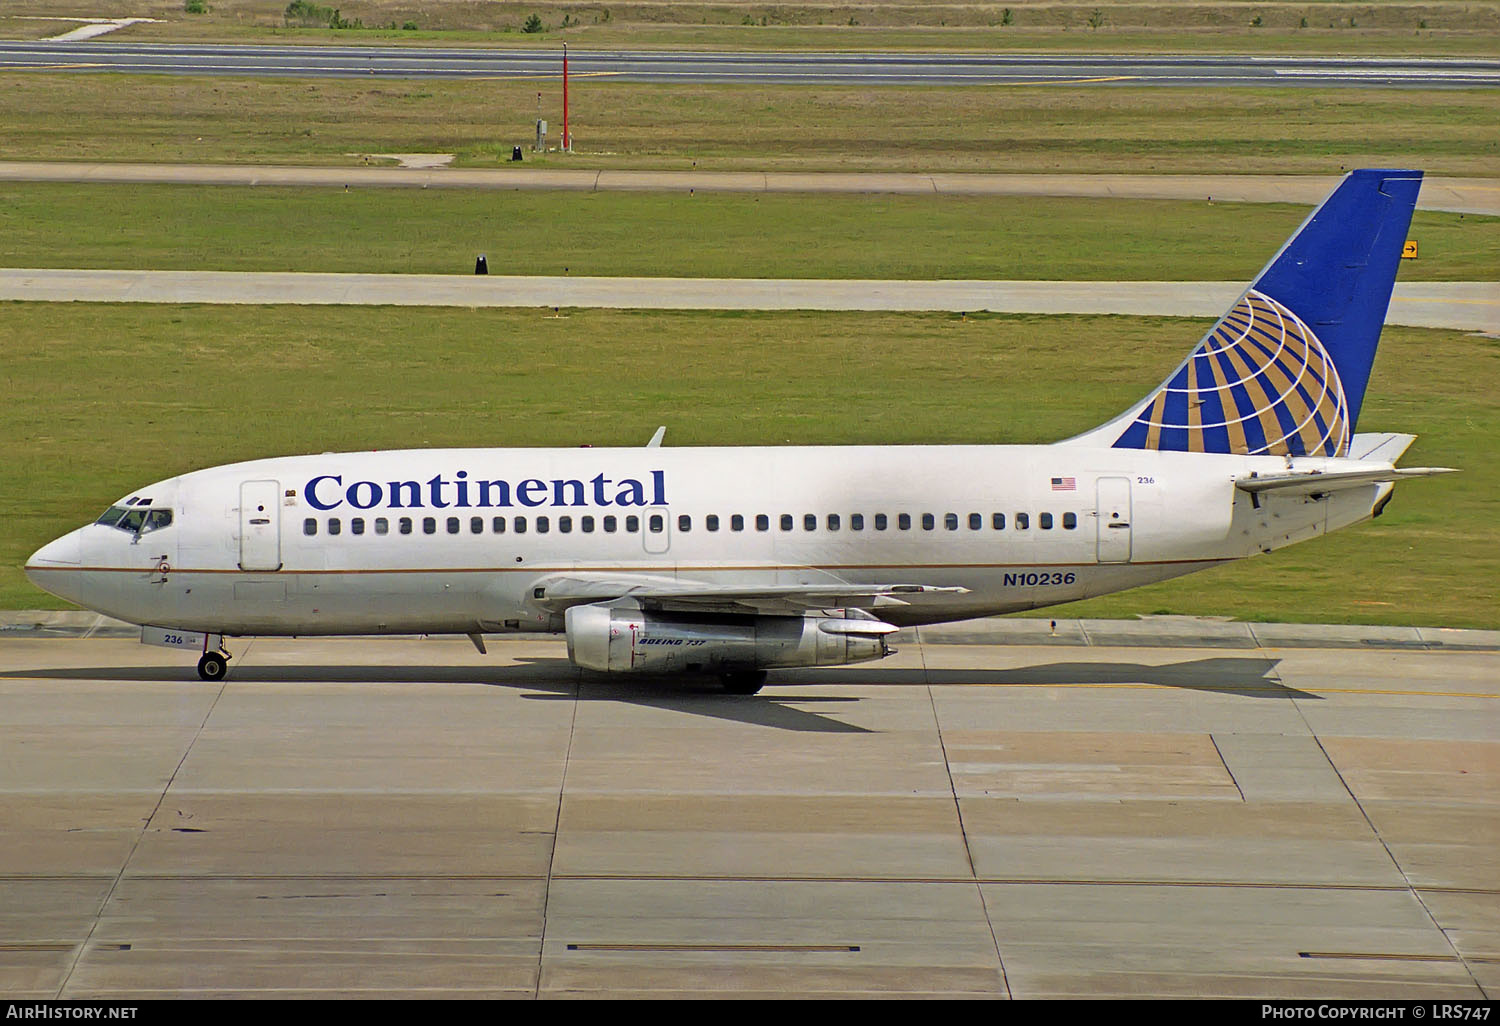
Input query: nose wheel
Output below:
<box><xmin>197</xmin><ymin>650</ymin><xmax>231</xmax><ymax>681</ymax></box>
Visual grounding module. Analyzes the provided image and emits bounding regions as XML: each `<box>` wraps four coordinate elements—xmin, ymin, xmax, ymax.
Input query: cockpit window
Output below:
<box><xmin>95</xmin><ymin>505</ymin><xmax>172</xmax><ymax>534</ymax></box>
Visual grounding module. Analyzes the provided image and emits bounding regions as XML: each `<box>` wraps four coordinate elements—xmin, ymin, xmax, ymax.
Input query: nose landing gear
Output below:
<box><xmin>197</xmin><ymin>648</ymin><xmax>231</xmax><ymax>681</ymax></box>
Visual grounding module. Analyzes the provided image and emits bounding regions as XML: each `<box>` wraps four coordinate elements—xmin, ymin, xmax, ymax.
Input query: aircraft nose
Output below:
<box><xmin>26</xmin><ymin>530</ymin><xmax>83</xmax><ymax>577</ymax></box>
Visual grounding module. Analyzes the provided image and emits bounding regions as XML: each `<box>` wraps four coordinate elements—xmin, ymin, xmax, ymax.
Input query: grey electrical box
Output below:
<box><xmin>535</xmin><ymin>119</ymin><xmax>547</xmax><ymax>151</ymax></box>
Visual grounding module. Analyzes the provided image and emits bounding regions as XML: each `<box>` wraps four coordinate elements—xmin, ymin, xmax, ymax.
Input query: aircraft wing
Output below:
<box><xmin>1234</xmin><ymin>465</ymin><xmax>1457</xmax><ymax>497</ymax></box>
<box><xmin>527</xmin><ymin>571</ymin><xmax>968</xmax><ymax>616</ymax></box>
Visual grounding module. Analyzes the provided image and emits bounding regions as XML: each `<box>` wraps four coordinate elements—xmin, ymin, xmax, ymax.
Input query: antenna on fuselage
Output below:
<box><xmin>646</xmin><ymin>426</ymin><xmax>666</xmax><ymax>448</ymax></box>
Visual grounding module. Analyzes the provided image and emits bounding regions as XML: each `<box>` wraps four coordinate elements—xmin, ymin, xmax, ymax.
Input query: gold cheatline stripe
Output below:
<box><xmin>27</xmin><ymin>557</ymin><xmax>1226</xmax><ymax>575</ymax></box>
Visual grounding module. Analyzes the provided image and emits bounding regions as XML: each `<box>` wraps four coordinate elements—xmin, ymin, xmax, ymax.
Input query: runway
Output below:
<box><xmin>1</xmin><ymin>627</ymin><xmax>1495</xmax><ymax>998</ymax></box>
<box><xmin>2</xmin><ymin>270</ymin><xmax>1492</xmax><ymax>332</ymax></box>
<box><xmin>3</xmin><ymin>43</ymin><xmax>1498</xmax><ymax>87</ymax></box>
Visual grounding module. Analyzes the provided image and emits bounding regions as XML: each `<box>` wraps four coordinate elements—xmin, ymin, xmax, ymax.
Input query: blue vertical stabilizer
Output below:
<box><xmin>1083</xmin><ymin>169</ymin><xmax>1422</xmax><ymax>458</ymax></box>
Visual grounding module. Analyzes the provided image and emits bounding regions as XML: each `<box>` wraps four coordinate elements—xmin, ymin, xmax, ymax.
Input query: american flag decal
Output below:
<box><xmin>1051</xmin><ymin>477</ymin><xmax>1076</xmax><ymax>491</ymax></box>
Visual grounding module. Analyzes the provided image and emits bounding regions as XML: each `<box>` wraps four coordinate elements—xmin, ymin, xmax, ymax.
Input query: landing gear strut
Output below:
<box><xmin>197</xmin><ymin>649</ymin><xmax>231</xmax><ymax>682</ymax></box>
<box><xmin>720</xmin><ymin>670</ymin><xmax>767</xmax><ymax>695</ymax></box>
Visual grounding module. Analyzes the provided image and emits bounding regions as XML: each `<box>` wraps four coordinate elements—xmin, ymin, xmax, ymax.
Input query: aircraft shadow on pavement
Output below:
<box><xmin>483</xmin><ymin>654</ymin><xmax>1312</xmax><ymax>701</ymax></box>
<box><xmin>779</xmin><ymin>655</ymin><xmax>1318</xmax><ymax>700</ymax></box>
<box><xmin>0</xmin><ymin>660</ymin><xmax>872</xmax><ymax>734</ymax></box>
<box><xmin>0</xmin><ymin>654</ymin><xmax>1311</xmax><ymax>735</ymax></box>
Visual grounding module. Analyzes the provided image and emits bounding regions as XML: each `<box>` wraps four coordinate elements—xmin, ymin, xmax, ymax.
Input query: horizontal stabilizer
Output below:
<box><xmin>1347</xmin><ymin>432</ymin><xmax>1418</xmax><ymax>462</ymax></box>
<box><xmin>1235</xmin><ymin>465</ymin><xmax>1456</xmax><ymax>496</ymax></box>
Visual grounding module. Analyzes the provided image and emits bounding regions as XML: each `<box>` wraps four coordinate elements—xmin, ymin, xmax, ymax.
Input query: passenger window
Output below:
<box><xmin>400</xmin><ymin>517</ymin><xmax>413</xmax><ymax>535</ymax></box>
<box><xmin>678</xmin><ymin>515</ymin><xmax>691</xmax><ymax>532</ymax></box>
<box><xmin>446</xmin><ymin>517</ymin><xmax>460</xmax><ymax>534</ymax></box>
<box><xmin>993</xmin><ymin>513</ymin><xmax>1005</xmax><ymax>530</ymax></box>
<box><xmin>514</xmin><ymin>517</ymin><xmax>527</xmax><ymax>534</ymax></box>
<box><xmin>706</xmin><ymin>515</ymin><xmax>719</xmax><ymax>532</ymax></box>
<box><xmin>351</xmin><ymin>518</ymin><xmax>365</xmax><ymax>536</ymax></box>
<box><xmin>731</xmin><ymin>514</ymin><xmax>744</xmax><ymax>532</ymax></box>
<box><xmin>304</xmin><ymin>518</ymin><xmax>317</xmax><ymax>536</ymax></box>
<box><xmin>874</xmin><ymin>514</ymin><xmax>887</xmax><ymax>531</ymax></box>
<box><xmin>1040</xmin><ymin>512</ymin><xmax>1054</xmax><ymax>530</ymax></box>
<box><xmin>471</xmin><ymin>516</ymin><xmax>484</xmax><ymax>534</ymax></box>
<box><xmin>804</xmin><ymin>514</ymin><xmax>816</xmax><ymax>531</ymax></box>
<box><xmin>537</xmin><ymin>516</ymin><xmax>550</xmax><ymax>534</ymax></box>
<box><xmin>604</xmin><ymin>515</ymin><xmax>618</xmax><ymax>533</ymax></box>
<box><xmin>944</xmin><ymin>513</ymin><xmax>958</xmax><ymax>531</ymax></box>
<box><xmin>756</xmin><ymin>514</ymin><xmax>769</xmax><ymax>532</ymax></box>
<box><xmin>1063</xmin><ymin>512</ymin><xmax>1077</xmax><ymax>530</ymax></box>
<box><xmin>851</xmin><ymin>513</ymin><xmax>864</xmax><ymax>531</ymax></box>
<box><xmin>898</xmin><ymin>514</ymin><xmax>911</xmax><ymax>531</ymax></box>
<box><xmin>423</xmin><ymin>517</ymin><xmax>436</xmax><ymax>535</ymax></box>
<box><xmin>582</xmin><ymin>516</ymin><xmax>595</xmax><ymax>533</ymax></box>
<box><xmin>780</xmin><ymin>515</ymin><xmax>793</xmax><ymax>531</ymax></box>
<box><xmin>922</xmin><ymin>514</ymin><xmax>935</xmax><ymax>531</ymax></box>
<box><xmin>649</xmin><ymin>514</ymin><xmax>664</xmax><ymax>533</ymax></box>
<box><xmin>329</xmin><ymin>518</ymin><xmax>342</xmax><ymax>536</ymax></box>
<box><xmin>968</xmin><ymin>513</ymin><xmax>982</xmax><ymax>530</ymax></box>
<box><xmin>375</xmin><ymin>517</ymin><xmax>389</xmax><ymax>535</ymax></box>
<box><xmin>559</xmin><ymin>516</ymin><xmax>572</xmax><ymax>534</ymax></box>
<box><xmin>492</xmin><ymin>517</ymin><xmax>506</xmax><ymax>534</ymax></box>
<box><xmin>827</xmin><ymin>514</ymin><xmax>840</xmax><ymax>531</ymax></box>
<box><xmin>625</xmin><ymin>515</ymin><xmax>639</xmax><ymax>533</ymax></box>
<box><xmin>1016</xmin><ymin>513</ymin><xmax>1030</xmax><ymax>530</ymax></box>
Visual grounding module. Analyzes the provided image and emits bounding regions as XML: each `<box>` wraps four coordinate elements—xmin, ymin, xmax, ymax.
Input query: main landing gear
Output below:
<box><xmin>720</xmin><ymin>670</ymin><xmax>767</xmax><ymax>695</ymax></box>
<box><xmin>197</xmin><ymin>648</ymin><xmax>231</xmax><ymax>681</ymax></box>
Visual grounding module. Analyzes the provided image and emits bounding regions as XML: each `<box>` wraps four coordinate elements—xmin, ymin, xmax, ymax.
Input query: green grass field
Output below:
<box><xmin>5</xmin><ymin>73</ymin><xmax>1497</xmax><ymax>175</ymax></box>
<box><xmin>1</xmin><ymin>184</ymin><xmax>1494</xmax><ymax>281</ymax></box>
<box><xmin>4</xmin><ymin>303</ymin><xmax>1493</xmax><ymax>626</ymax></box>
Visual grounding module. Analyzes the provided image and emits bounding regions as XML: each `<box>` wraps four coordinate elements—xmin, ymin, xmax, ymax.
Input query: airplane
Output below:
<box><xmin>25</xmin><ymin>168</ymin><xmax>1454</xmax><ymax>693</ymax></box>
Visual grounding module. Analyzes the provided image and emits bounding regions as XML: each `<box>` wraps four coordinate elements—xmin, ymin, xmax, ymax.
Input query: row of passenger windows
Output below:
<box><xmin>303</xmin><ymin>511</ymin><xmax>1080</xmax><ymax>537</ymax></box>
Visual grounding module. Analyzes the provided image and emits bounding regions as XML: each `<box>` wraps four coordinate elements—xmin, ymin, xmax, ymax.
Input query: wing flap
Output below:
<box><xmin>528</xmin><ymin>571</ymin><xmax>967</xmax><ymax>615</ymax></box>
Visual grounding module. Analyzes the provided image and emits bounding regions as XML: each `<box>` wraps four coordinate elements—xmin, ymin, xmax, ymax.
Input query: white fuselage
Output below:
<box><xmin>26</xmin><ymin>443</ymin><xmax>1386</xmax><ymax>637</ymax></box>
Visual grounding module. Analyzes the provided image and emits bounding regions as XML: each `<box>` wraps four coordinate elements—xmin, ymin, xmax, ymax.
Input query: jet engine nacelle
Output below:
<box><xmin>564</xmin><ymin>603</ymin><xmax>895</xmax><ymax>674</ymax></box>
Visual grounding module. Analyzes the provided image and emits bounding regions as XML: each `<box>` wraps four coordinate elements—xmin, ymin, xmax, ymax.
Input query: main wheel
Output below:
<box><xmin>721</xmin><ymin>670</ymin><xmax>767</xmax><ymax>695</ymax></box>
<box><xmin>197</xmin><ymin>652</ymin><xmax>228</xmax><ymax>682</ymax></box>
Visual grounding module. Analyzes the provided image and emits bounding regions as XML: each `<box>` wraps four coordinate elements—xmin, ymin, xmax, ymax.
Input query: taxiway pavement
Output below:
<box><xmin>2</xmin><ymin>162</ymin><xmax>1495</xmax><ymax>215</ymax></box>
<box><xmin>1</xmin><ymin>623</ymin><xmax>1495</xmax><ymax>998</ymax></box>
<box><xmin>2</xmin><ymin>270</ymin><xmax>1492</xmax><ymax>333</ymax></box>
